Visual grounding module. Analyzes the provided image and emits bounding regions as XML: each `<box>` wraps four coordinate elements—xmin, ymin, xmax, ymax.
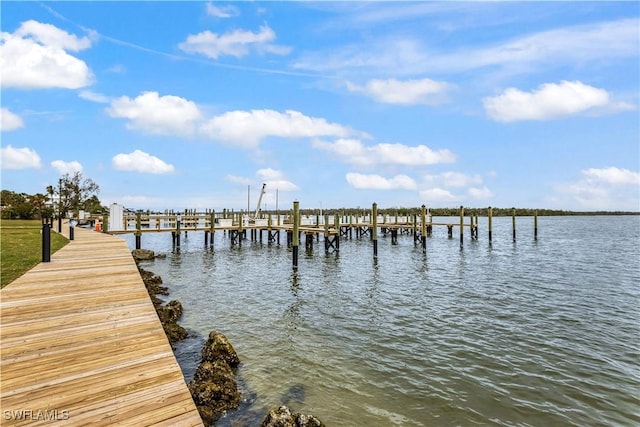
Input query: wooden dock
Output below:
<box><xmin>0</xmin><ymin>225</ymin><xmax>203</xmax><ymax>426</ymax></box>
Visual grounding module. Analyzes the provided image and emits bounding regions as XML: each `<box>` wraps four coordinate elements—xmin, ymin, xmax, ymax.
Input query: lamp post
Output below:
<box><xmin>42</xmin><ymin>215</ymin><xmax>51</xmax><ymax>262</ymax></box>
<box><xmin>57</xmin><ymin>178</ymin><xmax>62</xmax><ymax>233</ymax></box>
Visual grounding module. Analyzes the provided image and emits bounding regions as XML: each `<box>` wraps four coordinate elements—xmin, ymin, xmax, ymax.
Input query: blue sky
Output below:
<box><xmin>1</xmin><ymin>1</ymin><xmax>638</xmax><ymax>212</ymax></box>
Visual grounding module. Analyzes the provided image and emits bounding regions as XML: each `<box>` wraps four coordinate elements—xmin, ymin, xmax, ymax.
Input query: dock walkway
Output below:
<box><xmin>0</xmin><ymin>225</ymin><xmax>202</xmax><ymax>426</ymax></box>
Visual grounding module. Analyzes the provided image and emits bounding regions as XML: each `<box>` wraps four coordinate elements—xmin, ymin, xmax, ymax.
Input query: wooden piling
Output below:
<box><xmin>534</xmin><ymin>210</ymin><xmax>538</xmax><ymax>240</ymax></box>
<box><xmin>238</xmin><ymin>212</ymin><xmax>243</xmax><ymax>245</ymax></box>
<box><xmin>488</xmin><ymin>206</ymin><xmax>493</xmax><ymax>244</ymax></box>
<box><xmin>421</xmin><ymin>204</ymin><xmax>427</xmax><ymax>253</ymax></box>
<box><xmin>210</xmin><ymin>211</ymin><xmax>215</xmax><ymax>247</ymax></box>
<box><xmin>324</xmin><ymin>214</ymin><xmax>329</xmax><ymax>252</ymax></box>
<box><xmin>292</xmin><ymin>201</ymin><xmax>299</xmax><ymax>269</ymax></box>
<box><xmin>459</xmin><ymin>206</ymin><xmax>464</xmax><ymax>247</ymax></box>
<box><xmin>305</xmin><ymin>232</ymin><xmax>313</xmax><ymax>252</ymax></box>
<box><xmin>473</xmin><ymin>212</ymin><xmax>479</xmax><ymax>240</ymax></box>
<box><xmin>372</xmin><ymin>202</ymin><xmax>378</xmax><ymax>258</ymax></box>
<box><xmin>334</xmin><ymin>212</ymin><xmax>340</xmax><ymax>252</ymax></box>
<box><xmin>512</xmin><ymin>207</ymin><xmax>516</xmax><ymax>242</ymax></box>
<box><xmin>176</xmin><ymin>216</ymin><xmax>181</xmax><ymax>249</ymax></box>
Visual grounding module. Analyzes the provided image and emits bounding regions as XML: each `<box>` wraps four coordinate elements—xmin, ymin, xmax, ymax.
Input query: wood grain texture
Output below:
<box><xmin>0</xmin><ymin>225</ymin><xmax>202</xmax><ymax>426</ymax></box>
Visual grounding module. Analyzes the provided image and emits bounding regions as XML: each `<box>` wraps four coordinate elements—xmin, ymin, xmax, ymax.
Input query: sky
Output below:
<box><xmin>1</xmin><ymin>1</ymin><xmax>639</xmax><ymax>212</ymax></box>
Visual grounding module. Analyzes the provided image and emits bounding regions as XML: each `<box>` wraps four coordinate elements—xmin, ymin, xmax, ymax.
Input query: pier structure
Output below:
<box><xmin>99</xmin><ymin>203</ymin><xmax>537</xmax><ymax>262</ymax></box>
<box><xmin>101</xmin><ymin>203</ymin><xmax>495</xmax><ymax>252</ymax></box>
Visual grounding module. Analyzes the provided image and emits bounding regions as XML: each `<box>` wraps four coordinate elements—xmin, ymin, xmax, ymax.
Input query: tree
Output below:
<box><xmin>83</xmin><ymin>195</ymin><xmax>106</xmax><ymax>213</ymax></box>
<box><xmin>0</xmin><ymin>190</ymin><xmax>34</xmax><ymax>219</ymax></box>
<box><xmin>29</xmin><ymin>193</ymin><xmax>51</xmax><ymax>219</ymax></box>
<box><xmin>55</xmin><ymin>172</ymin><xmax>100</xmax><ymax>217</ymax></box>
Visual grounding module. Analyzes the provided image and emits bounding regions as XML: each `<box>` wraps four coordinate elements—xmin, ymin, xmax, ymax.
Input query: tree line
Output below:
<box><xmin>1</xmin><ymin>172</ymin><xmax>105</xmax><ymax>220</ymax></box>
<box><xmin>284</xmin><ymin>206</ymin><xmax>639</xmax><ymax>217</ymax></box>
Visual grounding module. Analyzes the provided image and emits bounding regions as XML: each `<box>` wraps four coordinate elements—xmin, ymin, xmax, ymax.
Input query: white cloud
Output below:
<box><xmin>483</xmin><ymin>81</ymin><xmax>612</xmax><ymax>122</ymax></box>
<box><xmin>206</xmin><ymin>2</ymin><xmax>239</xmax><ymax>18</ymax></box>
<box><xmin>458</xmin><ymin>18</ymin><xmax>639</xmax><ymax>73</ymax></box>
<box><xmin>107</xmin><ymin>91</ymin><xmax>202</xmax><ymax>136</ymax></box>
<box><xmin>256</xmin><ymin>168</ymin><xmax>298</xmax><ymax>191</ymax></box>
<box><xmin>200</xmin><ymin>109</ymin><xmax>359</xmax><ymax>148</ymax></box>
<box><xmin>582</xmin><ymin>167</ymin><xmax>640</xmax><ymax>186</ymax></box>
<box><xmin>554</xmin><ymin>166</ymin><xmax>640</xmax><ymax>211</ymax></box>
<box><xmin>262</xmin><ymin>179</ymin><xmax>298</xmax><ymax>192</ymax></box>
<box><xmin>0</xmin><ymin>145</ymin><xmax>42</xmax><ymax>169</ymax></box>
<box><xmin>293</xmin><ymin>18</ymin><xmax>638</xmax><ymax>76</ymax></box>
<box><xmin>468</xmin><ymin>186</ymin><xmax>494</xmax><ymax>200</ymax></box>
<box><xmin>313</xmin><ymin>138</ymin><xmax>455</xmax><ymax>166</ymax></box>
<box><xmin>79</xmin><ymin>90</ymin><xmax>110</xmax><ymax>103</ymax></box>
<box><xmin>346</xmin><ymin>78</ymin><xmax>452</xmax><ymax>105</ymax></box>
<box><xmin>346</xmin><ymin>173</ymin><xmax>417</xmax><ymax>190</ymax></box>
<box><xmin>0</xmin><ymin>108</ymin><xmax>24</xmax><ymax>131</ymax></box>
<box><xmin>0</xmin><ymin>20</ymin><xmax>93</xmax><ymax>89</ymax></box>
<box><xmin>112</xmin><ymin>150</ymin><xmax>175</xmax><ymax>174</ymax></box>
<box><xmin>178</xmin><ymin>25</ymin><xmax>291</xmax><ymax>59</ymax></box>
<box><xmin>257</xmin><ymin>168</ymin><xmax>285</xmax><ymax>181</ymax></box>
<box><xmin>227</xmin><ymin>169</ymin><xmax>299</xmax><ymax>192</ymax></box>
<box><xmin>15</xmin><ymin>20</ymin><xmax>92</xmax><ymax>51</ymax></box>
<box><xmin>423</xmin><ymin>171</ymin><xmax>483</xmax><ymax>188</ymax></box>
<box><xmin>51</xmin><ymin>160</ymin><xmax>83</xmax><ymax>174</ymax></box>
<box><xmin>419</xmin><ymin>172</ymin><xmax>493</xmax><ymax>203</ymax></box>
<box><xmin>106</xmin><ymin>64</ymin><xmax>126</xmax><ymax>74</ymax></box>
<box><xmin>419</xmin><ymin>188</ymin><xmax>458</xmax><ymax>203</ymax></box>
<box><xmin>225</xmin><ymin>174</ymin><xmax>251</xmax><ymax>185</ymax></box>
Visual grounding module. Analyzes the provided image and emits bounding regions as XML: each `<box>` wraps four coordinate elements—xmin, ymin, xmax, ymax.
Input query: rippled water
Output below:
<box><xmin>124</xmin><ymin>215</ymin><xmax>640</xmax><ymax>426</ymax></box>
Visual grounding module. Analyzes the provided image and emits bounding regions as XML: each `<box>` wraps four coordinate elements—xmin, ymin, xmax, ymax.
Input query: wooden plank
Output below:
<box><xmin>0</xmin><ymin>225</ymin><xmax>202</xmax><ymax>426</ymax></box>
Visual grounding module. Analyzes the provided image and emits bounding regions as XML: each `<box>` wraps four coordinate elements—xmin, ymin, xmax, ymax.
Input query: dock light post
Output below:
<box><xmin>42</xmin><ymin>215</ymin><xmax>52</xmax><ymax>263</ymax></box>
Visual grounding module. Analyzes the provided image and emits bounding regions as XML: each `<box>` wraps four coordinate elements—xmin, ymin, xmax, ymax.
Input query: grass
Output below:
<box><xmin>1</xmin><ymin>219</ymin><xmax>69</xmax><ymax>288</ymax></box>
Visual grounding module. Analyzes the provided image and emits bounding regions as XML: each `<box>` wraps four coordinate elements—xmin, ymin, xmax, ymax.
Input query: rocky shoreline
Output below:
<box><xmin>132</xmin><ymin>249</ymin><xmax>325</xmax><ymax>427</ymax></box>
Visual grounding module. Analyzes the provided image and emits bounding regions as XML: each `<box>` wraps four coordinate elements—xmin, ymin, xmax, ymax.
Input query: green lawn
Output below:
<box><xmin>1</xmin><ymin>219</ymin><xmax>69</xmax><ymax>288</ymax></box>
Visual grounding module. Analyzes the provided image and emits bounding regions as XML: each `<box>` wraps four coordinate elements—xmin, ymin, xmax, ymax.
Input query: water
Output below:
<box><xmin>123</xmin><ymin>216</ymin><xmax>640</xmax><ymax>426</ymax></box>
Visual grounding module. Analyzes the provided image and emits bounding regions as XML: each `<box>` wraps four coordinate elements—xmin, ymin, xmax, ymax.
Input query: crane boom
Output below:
<box><xmin>254</xmin><ymin>183</ymin><xmax>266</xmax><ymax>218</ymax></box>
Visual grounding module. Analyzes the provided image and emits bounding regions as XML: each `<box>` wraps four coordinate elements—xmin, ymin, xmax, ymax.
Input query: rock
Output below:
<box><xmin>157</xmin><ymin>300</ymin><xmax>183</xmax><ymax>323</ymax></box>
<box><xmin>261</xmin><ymin>406</ymin><xmax>296</xmax><ymax>427</ymax></box>
<box><xmin>261</xmin><ymin>406</ymin><xmax>325</xmax><ymax>427</ymax></box>
<box><xmin>163</xmin><ymin>321</ymin><xmax>188</xmax><ymax>344</ymax></box>
<box><xmin>155</xmin><ymin>300</ymin><xmax>187</xmax><ymax>345</ymax></box>
<box><xmin>201</xmin><ymin>331</ymin><xmax>240</xmax><ymax>367</ymax></box>
<box><xmin>296</xmin><ymin>413</ymin><xmax>325</xmax><ymax>427</ymax></box>
<box><xmin>192</xmin><ymin>360</ymin><xmax>236</xmax><ymax>386</ymax></box>
<box><xmin>195</xmin><ymin>405</ymin><xmax>217</xmax><ymax>427</ymax></box>
<box><xmin>138</xmin><ymin>267</ymin><xmax>169</xmax><ymax>306</ymax></box>
<box><xmin>132</xmin><ymin>248</ymin><xmax>155</xmax><ymax>261</ymax></box>
<box><xmin>188</xmin><ymin>360</ymin><xmax>241</xmax><ymax>425</ymax></box>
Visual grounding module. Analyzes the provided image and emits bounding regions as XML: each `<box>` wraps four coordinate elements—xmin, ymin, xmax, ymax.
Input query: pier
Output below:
<box><xmin>102</xmin><ymin>203</ymin><xmax>513</xmax><ymax>253</ymax></box>
<box><xmin>0</xmin><ymin>224</ymin><xmax>202</xmax><ymax>426</ymax></box>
